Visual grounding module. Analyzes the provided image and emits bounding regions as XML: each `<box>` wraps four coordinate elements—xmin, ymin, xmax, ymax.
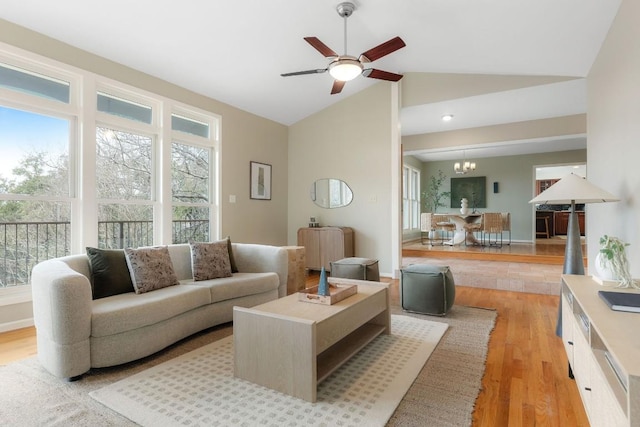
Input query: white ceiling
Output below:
<box><xmin>0</xmin><ymin>0</ymin><xmax>622</xmax><ymax>157</ymax></box>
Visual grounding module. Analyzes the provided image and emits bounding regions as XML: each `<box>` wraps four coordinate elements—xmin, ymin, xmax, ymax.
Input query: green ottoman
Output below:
<box><xmin>330</xmin><ymin>257</ymin><xmax>380</xmax><ymax>281</ymax></box>
<box><xmin>400</xmin><ymin>264</ymin><xmax>455</xmax><ymax>316</ymax></box>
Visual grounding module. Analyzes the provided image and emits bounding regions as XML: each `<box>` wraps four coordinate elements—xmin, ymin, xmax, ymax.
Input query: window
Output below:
<box><xmin>402</xmin><ymin>165</ymin><xmax>420</xmax><ymax>231</ymax></box>
<box><xmin>171</xmin><ymin>111</ymin><xmax>216</xmax><ymax>243</ymax></box>
<box><xmin>0</xmin><ymin>50</ymin><xmax>220</xmax><ymax>291</ymax></box>
<box><xmin>0</xmin><ymin>62</ymin><xmax>70</xmax><ymax>103</ymax></box>
<box><xmin>96</xmin><ymin>126</ymin><xmax>154</xmax><ymax>248</ymax></box>
<box><xmin>0</xmin><ymin>105</ymin><xmax>73</xmax><ymax>286</ymax></box>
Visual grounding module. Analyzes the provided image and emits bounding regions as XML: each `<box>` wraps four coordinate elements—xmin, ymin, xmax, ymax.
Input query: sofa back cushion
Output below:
<box><xmin>86</xmin><ymin>247</ymin><xmax>135</xmax><ymax>299</ymax></box>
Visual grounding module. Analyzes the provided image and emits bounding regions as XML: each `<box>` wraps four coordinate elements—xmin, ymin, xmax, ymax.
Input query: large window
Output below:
<box><xmin>171</xmin><ymin>112</ymin><xmax>214</xmax><ymax>243</ymax></box>
<box><xmin>0</xmin><ymin>52</ymin><xmax>220</xmax><ymax>290</ymax></box>
<box><xmin>96</xmin><ymin>126</ymin><xmax>154</xmax><ymax>248</ymax></box>
<box><xmin>0</xmin><ymin>105</ymin><xmax>73</xmax><ymax>287</ymax></box>
<box><xmin>402</xmin><ymin>165</ymin><xmax>420</xmax><ymax>231</ymax></box>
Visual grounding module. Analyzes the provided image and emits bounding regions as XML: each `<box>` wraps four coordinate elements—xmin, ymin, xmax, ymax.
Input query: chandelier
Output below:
<box><xmin>454</xmin><ymin>151</ymin><xmax>476</xmax><ymax>174</ymax></box>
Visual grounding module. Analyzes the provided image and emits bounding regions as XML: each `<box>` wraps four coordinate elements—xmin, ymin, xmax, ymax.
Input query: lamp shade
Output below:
<box><xmin>529</xmin><ymin>173</ymin><xmax>619</xmax><ymax>205</ymax></box>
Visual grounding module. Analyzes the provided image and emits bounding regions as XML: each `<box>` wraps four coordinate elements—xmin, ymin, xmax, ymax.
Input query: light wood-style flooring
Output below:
<box><xmin>0</xmin><ymin>270</ymin><xmax>589</xmax><ymax>426</ymax></box>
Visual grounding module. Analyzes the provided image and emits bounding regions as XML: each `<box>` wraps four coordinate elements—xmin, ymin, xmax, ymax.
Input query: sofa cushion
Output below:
<box><xmin>91</xmin><ymin>284</ymin><xmax>211</xmax><ymax>337</ymax></box>
<box><xmin>190</xmin><ymin>240</ymin><xmax>233</xmax><ymax>281</ymax></box>
<box><xmin>183</xmin><ymin>272</ymin><xmax>279</xmax><ymax>303</ymax></box>
<box><xmin>86</xmin><ymin>247</ymin><xmax>134</xmax><ymax>299</ymax></box>
<box><xmin>124</xmin><ymin>246</ymin><xmax>180</xmax><ymax>294</ymax></box>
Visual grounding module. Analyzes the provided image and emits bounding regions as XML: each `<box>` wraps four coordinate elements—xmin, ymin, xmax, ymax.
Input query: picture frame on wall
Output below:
<box><xmin>250</xmin><ymin>161</ymin><xmax>272</xmax><ymax>200</ymax></box>
<box><xmin>450</xmin><ymin>176</ymin><xmax>486</xmax><ymax>209</ymax></box>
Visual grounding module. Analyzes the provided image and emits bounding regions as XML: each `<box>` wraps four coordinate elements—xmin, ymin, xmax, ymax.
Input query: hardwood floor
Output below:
<box><xmin>0</xmin><ymin>277</ymin><xmax>589</xmax><ymax>426</ymax></box>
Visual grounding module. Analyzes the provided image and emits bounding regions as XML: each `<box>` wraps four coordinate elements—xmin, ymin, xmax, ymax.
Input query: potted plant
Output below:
<box><xmin>422</xmin><ymin>170</ymin><xmax>451</xmax><ymax>213</ymax></box>
<box><xmin>595</xmin><ymin>235</ymin><xmax>638</xmax><ymax>288</ymax></box>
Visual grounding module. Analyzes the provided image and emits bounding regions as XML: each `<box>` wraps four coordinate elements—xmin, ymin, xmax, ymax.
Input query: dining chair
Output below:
<box><xmin>501</xmin><ymin>212</ymin><xmax>511</xmax><ymax>245</ymax></box>
<box><xmin>481</xmin><ymin>212</ymin><xmax>504</xmax><ymax>247</ymax></box>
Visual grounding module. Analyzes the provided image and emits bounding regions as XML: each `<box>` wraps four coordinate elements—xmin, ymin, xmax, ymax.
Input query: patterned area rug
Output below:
<box><xmin>90</xmin><ymin>315</ymin><xmax>447</xmax><ymax>427</ymax></box>
<box><xmin>0</xmin><ymin>305</ymin><xmax>495</xmax><ymax>426</ymax></box>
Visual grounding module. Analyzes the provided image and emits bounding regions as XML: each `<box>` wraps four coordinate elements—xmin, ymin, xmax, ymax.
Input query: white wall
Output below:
<box><xmin>587</xmin><ymin>0</ymin><xmax>640</xmax><ymax>277</ymax></box>
<box><xmin>288</xmin><ymin>83</ymin><xmax>396</xmax><ymax>276</ymax></box>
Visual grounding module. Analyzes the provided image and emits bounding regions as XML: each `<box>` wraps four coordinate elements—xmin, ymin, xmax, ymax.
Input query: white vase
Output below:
<box><xmin>460</xmin><ymin>198</ymin><xmax>469</xmax><ymax>215</ymax></box>
<box><xmin>594</xmin><ymin>252</ymin><xmax>618</xmax><ymax>282</ymax></box>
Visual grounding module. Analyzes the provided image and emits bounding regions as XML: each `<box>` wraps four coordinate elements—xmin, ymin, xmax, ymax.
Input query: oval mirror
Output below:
<box><xmin>310</xmin><ymin>178</ymin><xmax>353</xmax><ymax>209</ymax></box>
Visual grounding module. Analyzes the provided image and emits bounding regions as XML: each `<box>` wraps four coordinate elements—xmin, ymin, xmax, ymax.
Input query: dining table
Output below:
<box><xmin>443</xmin><ymin>213</ymin><xmax>482</xmax><ymax>246</ymax></box>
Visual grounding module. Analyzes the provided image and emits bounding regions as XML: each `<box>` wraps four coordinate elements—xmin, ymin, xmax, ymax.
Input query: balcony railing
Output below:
<box><xmin>0</xmin><ymin>219</ymin><xmax>209</xmax><ymax>287</ymax></box>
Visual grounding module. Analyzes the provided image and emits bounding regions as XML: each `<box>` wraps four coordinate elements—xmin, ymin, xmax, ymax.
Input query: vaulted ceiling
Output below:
<box><xmin>0</xmin><ymin>0</ymin><xmax>622</xmax><ymax>158</ymax></box>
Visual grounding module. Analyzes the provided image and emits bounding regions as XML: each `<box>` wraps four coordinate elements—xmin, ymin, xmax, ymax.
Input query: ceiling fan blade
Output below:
<box><xmin>331</xmin><ymin>80</ymin><xmax>346</xmax><ymax>95</ymax></box>
<box><xmin>363</xmin><ymin>69</ymin><xmax>404</xmax><ymax>82</ymax></box>
<box><xmin>281</xmin><ymin>69</ymin><xmax>327</xmax><ymax>77</ymax></box>
<box><xmin>359</xmin><ymin>36</ymin><xmax>406</xmax><ymax>63</ymax></box>
<box><xmin>304</xmin><ymin>37</ymin><xmax>338</xmax><ymax>58</ymax></box>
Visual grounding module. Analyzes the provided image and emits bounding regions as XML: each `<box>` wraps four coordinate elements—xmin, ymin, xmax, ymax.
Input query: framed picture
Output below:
<box><xmin>250</xmin><ymin>161</ymin><xmax>272</xmax><ymax>200</ymax></box>
<box><xmin>450</xmin><ymin>176</ymin><xmax>486</xmax><ymax>209</ymax></box>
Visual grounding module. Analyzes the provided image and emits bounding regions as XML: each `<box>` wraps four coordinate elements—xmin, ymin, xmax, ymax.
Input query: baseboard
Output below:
<box><xmin>0</xmin><ymin>317</ymin><xmax>34</xmax><ymax>333</ymax></box>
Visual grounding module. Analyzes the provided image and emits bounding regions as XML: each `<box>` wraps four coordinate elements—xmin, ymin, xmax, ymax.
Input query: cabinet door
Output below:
<box><xmin>590</xmin><ymin>361</ymin><xmax>627</xmax><ymax>427</ymax></box>
<box><xmin>561</xmin><ymin>294</ymin><xmax>574</xmax><ymax>368</ymax></box>
<box><xmin>298</xmin><ymin>229</ymin><xmax>321</xmax><ymax>270</ymax></box>
<box><xmin>321</xmin><ymin>229</ymin><xmax>345</xmax><ymax>271</ymax></box>
<box><xmin>572</xmin><ymin>325</ymin><xmax>593</xmax><ymax>419</ymax></box>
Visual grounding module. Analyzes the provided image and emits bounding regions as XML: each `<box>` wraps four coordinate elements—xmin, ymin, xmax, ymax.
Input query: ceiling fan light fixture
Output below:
<box><xmin>328</xmin><ymin>57</ymin><xmax>363</xmax><ymax>81</ymax></box>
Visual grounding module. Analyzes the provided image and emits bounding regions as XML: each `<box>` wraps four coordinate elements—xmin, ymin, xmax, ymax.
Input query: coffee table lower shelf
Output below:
<box><xmin>317</xmin><ymin>322</ymin><xmax>386</xmax><ymax>383</ymax></box>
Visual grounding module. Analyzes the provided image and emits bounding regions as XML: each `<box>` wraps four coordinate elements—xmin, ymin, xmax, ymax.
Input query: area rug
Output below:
<box><xmin>0</xmin><ymin>305</ymin><xmax>496</xmax><ymax>427</ymax></box>
<box><xmin>89</xmin><ymin>315</ymin><xmax>447</xmax><ymax>427</ymax></box>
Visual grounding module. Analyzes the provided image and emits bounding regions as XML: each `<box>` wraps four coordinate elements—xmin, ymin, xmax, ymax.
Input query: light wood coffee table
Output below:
<box><xmin>233</xmin><ymin>277</ymin><xmax>390</xmax><ymax>402</ymax></box>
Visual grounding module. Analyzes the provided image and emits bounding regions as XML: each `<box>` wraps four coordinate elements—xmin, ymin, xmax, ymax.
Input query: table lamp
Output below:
<box><xmin>529</xmin><ymin>173</ymin><xmax>619</xmax><ymax>336</ymax></box>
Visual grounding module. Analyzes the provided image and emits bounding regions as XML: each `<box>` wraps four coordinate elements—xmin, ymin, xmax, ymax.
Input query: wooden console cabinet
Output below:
<box><xmin>297</xmin><ymin>227</ymin><xmax>354</xmax><ymax>271</ymax></box>
<box><xmin>561</xmin><ymin>275</ymin><xmax>640</xmax><ymax>426</ymax></box>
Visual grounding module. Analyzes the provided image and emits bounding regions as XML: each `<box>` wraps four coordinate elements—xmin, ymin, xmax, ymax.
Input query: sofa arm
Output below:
<box><xmin>31</xmin><ymin>258</ymin><xmax>93</xmax><ymax>379</ymax></box>
<box><xmin>232</xmin><ymin>243</ymin><xmax>288</xmax><ymax>298</ymax></box>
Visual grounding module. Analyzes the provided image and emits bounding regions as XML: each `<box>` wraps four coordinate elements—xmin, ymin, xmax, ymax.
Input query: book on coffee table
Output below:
<box><xmin>598</xmin><ymin>290</ymin><xmax>640</xmax><ymax>313</ymax></box>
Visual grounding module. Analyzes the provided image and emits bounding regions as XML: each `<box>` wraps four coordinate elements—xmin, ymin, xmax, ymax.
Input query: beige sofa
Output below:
<box><xmin>31</xmin><ymin>243</ymin><xmax>288</xmax><ymax>380</ymax></box>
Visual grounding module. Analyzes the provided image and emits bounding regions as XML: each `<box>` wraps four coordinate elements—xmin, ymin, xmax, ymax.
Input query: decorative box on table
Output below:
<box><xmin>298</xmin><ymin>283</ymin><xmax>357</xmax><ymax>305</ymax></box>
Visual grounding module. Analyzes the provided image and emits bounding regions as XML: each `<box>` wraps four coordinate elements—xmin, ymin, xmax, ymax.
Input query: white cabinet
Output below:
<box><xmin>562</xmin><ymin>276</ymin><xmax>639</xmax><ymax>427</ymax></box>
<box><xmin>297</xmin><ymin>227</ymin><xmax>354</xmax><ymax>271</ymax></box>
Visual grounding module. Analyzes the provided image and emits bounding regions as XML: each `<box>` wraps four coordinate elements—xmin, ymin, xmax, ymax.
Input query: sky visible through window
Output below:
<box><xmin>0</xmin><ymin>105</ymin><xmax>68</xmax><ymax>183</ymax></box>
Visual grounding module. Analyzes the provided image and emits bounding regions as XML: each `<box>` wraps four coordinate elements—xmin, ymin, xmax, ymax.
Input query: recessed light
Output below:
<box><xmin>442</xmin><ymin>114</ymin><xmax>454</xmax><ymax>122</ymax></box>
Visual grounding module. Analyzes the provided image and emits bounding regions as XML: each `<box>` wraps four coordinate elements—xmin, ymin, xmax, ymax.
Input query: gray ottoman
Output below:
<box><xmin>400</xmin><ymin>264</ymin><xmax>455</xmax><ymax>316</ymax></box>
<box><xmin>330</xmin><ymin>257</ymin><xmax>380</xmax><ymax>281</ymax></box>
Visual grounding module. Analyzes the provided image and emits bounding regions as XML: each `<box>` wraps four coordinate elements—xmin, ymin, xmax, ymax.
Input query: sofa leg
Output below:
<box><xmin>66</xmin><ymin>374</ymin><xmax>84</xmax><ymax>382</ymax></box>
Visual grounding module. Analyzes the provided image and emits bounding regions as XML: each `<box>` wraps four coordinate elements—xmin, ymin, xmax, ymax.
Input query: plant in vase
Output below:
<box><xmin>595</xmin><ymin>235</ymin><xmax>638</xmax><ymax>289</ymax></box>
<box><xmin>422</xmin><ymin>169</ymin><xmax>451</xmax><ymax>213</ymax></box>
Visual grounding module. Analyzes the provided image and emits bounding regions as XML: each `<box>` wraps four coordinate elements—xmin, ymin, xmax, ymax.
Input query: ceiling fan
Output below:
<box><xmin>281</xmin><ymin>2</ymin><xmax>406</xmax><ymax>95</ymax></box>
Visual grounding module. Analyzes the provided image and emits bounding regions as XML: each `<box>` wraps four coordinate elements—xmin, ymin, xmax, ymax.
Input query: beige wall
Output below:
<box><xmin>288</xmin><ymin>83</ymin><xmax>396</xmax><ymax>275</ymax></box>
<box><xmin>0</xmin><ymin>18</ymin><xmax>289</xmax><ymax>246</ymax></box>
<box><xmin>587</xmin><ymin>0</ymin><xmax>640</xmax><ymax>277</ymax></box>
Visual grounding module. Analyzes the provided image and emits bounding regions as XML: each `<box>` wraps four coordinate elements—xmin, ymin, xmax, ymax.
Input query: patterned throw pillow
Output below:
<box><xmin>124</xmin><ymin>246</ymin><xmax>180</xmax><ymax>294</ymax></box>
<box><xmin>190</xmin><ymin>240</ymin><xmax>233</xmax><ymax>281</ymax></box>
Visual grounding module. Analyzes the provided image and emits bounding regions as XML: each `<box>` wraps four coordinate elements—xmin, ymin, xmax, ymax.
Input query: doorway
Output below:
<box><xmin>533</xmin><ymin>163</ymin><xmax>586</xmax><ymax>242</ymax></box>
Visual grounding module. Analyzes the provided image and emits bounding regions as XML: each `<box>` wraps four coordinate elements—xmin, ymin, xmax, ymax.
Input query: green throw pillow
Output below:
<box><xmin>86</xmin><ymin>247</ymin><xmax>135</xmax><ymax>299</ymax></box>
<box><xmin>226</xmin><ymin>236</ymin><xmax>239</xmax><ymax>273</ymax></box>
